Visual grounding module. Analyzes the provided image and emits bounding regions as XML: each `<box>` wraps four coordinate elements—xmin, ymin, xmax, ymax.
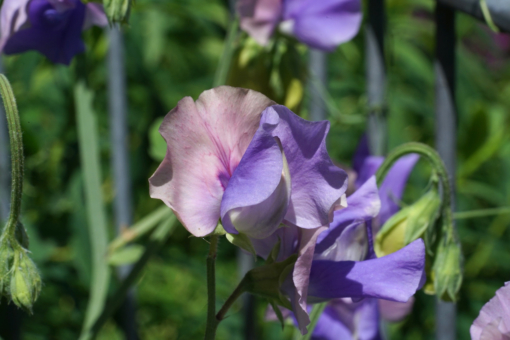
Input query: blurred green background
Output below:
<box><xmin>1</xmin><ymin>0</ymin><xmax>509</xmax><ymax>338</ymax></box>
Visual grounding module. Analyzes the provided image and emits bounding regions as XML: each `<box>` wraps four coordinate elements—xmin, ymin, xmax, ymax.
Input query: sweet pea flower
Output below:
<box><xmin>302</xmin><ymin>137</ymin><xmax>420</xmax><ymax>340</ymax></box>
<box><xmin>471</xmin><ymin>282</ymin><xmax>510</xmax><ymax>340</ymax></box>
<box><xmin>237</xmin><ymin>0</ymin><xmax>362</xmax><ymax>51</ymax></box>
<box><xmin>255</xmin><ymin>177</ymin><xmax>426</xmax><ymax>334</ymax></box>
<box><xmin>149</xmin><ymin>86</ymin><xmax>347</xmax><ymax>239</ymax></box>
<box><xmin>0</xmin><ymin>0</ymin><xmax>108</xmax><ymax>65</ymax></box>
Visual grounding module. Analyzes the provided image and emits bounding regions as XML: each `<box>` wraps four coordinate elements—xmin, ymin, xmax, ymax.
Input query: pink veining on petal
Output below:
<box><xmin>149</xmin><ymin>86</ymin><xmax>274</xmax><ymax>237</ymax></box>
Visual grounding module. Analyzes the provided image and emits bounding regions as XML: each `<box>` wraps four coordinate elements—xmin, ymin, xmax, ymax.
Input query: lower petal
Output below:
<box><xmin>307</xmin><ymin>239</ymin><xmax>425</xmax><ymax>302</ymax></box>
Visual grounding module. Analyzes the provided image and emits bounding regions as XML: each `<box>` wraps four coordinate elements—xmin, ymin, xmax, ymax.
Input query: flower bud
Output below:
<box><xmin>10</xmin><ymin>251</ymin><xmax>42</xmax><ymax>313</ymax></box>
<box><xmin>375</xmin><ymin>187</ymin><xmax>441</xmax><ymax>257</ymax></box>
<box><xmin>104</xmin><ymin>0</ymin><xmax>132</xmax><ymax>23</ymax></box>
<box><xmin>432</xmin><ymin>235</ymin><xmax>463</xmax><ymax>302</ymax></box>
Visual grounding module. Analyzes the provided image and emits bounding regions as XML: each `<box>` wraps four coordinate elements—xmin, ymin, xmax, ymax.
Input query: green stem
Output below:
<box><xmin>0</xmin><ymin>75</ymin><xmax>23</xmax><ymax>239</ymax></box>
<box><xmin>213</xmin><ymin>17</ymin><xmax>239</xmax><ymax>87</ymax></box>
<box><xmin>204</xmin><ymin>235</ymin><xmax>219</xmax><ymax>340</ymax></box>
<box><xmin>454</xmin><ymin>207</ymin><xmax>510</xmax><ymax>220</ymax></box>
<box><xmin>216</xmin><ymin>276</ymin><xmax>248</xmax><ymax>322</ymax></box>
<box><xmin>375</xmin><ymin>142</ymin><xmax>455</xmax><ymax>240</ymax></box>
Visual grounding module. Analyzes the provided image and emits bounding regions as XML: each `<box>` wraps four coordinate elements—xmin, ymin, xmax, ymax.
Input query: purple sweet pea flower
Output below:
<box><xmin>237</xmin><ymin>0</ymin><xmax>362</xmax><ymax>51</ymax></box>
<box><xmin>471</xmin><ymin>282</ymin><xmax>510</xmax><ymax>340</ymax></box>
<box><xmin>149</xmin><ymin>86</ymin><xmax>347</xmax><ymax>239</ymax></box>
<box><xmin>0</xmin><ymin>0</ymin><xmax>107</xmax><ymax>65</ymax></box>
<box><xmin>302</xmin><ymin>139</ymin><xmax>420</xmax><ymax>339</ymax></box>
<box><xmin>257</xmin><ymin>177</ymin><xmax>425</xmax><ymax>334</ymax></box>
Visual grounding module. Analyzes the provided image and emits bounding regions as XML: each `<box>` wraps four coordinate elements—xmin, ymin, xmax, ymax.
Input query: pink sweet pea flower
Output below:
<box><xmin>149</xmin><ymin>86</ymin><xmax>347</xmax><ymax>239</ymax></box>
<box><xmin>471</xmin><ymin>282</ymin><xmax>510</xmax><ymax>340</ymax></box>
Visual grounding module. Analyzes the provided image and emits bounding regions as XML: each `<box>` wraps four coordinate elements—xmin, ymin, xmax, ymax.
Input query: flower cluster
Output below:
<box><xmin>149</xmin><ymin>86</ymin><xmax>426</xmax><ymax>334</ymax></box>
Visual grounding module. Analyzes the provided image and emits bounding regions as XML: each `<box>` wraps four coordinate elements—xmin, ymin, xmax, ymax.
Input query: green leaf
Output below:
<box><xmin>75</xmin><ymin>83</ymin><xmax>110</xmax><ymax>340</ymax></box>
<box><xmin>108</xmin><ymin>245</ymin><xmax>145</xmax><ymax>266</ymax></box>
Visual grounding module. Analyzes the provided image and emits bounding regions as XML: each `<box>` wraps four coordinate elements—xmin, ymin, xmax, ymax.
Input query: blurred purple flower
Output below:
<box><xmin>471</xmin><ymin>282</ymin><xmax>510</xmax><ymax>340</ymax></box>
<box><xmin>149</xmin><ymin>86</ymin><xmax>347</xmax><ymax>239</ymax></box>
<box><xmin>237</xmin><ymin>0</ymin><xmax>362</xmax><ymax>51</ymax></box>
<box><xmin>257</xmin><ymin>177</ymin><xmax>425</xmax><ymax>334</ymax></box>
<box><xmin>0</xmin><ymin>0</ymin><xmax>107</xmax><ymax>65</ymax></box>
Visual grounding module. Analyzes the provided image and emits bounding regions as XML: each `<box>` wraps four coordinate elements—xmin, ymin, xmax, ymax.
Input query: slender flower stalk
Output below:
<box><xmin>204</xmin><ymin>235</ymin><xmax>219</xmax><ymax>340</ymax></box>
<box><xmin>0</xmin><ymin>74</ymin><xmax>23</xmax><ymax>237</ymax></box>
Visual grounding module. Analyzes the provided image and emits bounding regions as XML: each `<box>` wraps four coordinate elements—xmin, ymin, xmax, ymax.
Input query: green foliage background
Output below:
<box><xmin>0</xmin><ymin>0</ymin><xmax>509</xmax><ymax>338</ymax></box>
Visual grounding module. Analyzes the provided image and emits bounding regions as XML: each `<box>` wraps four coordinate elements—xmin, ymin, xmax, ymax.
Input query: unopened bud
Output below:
<box><xmin>10</xmin><ymin>251</ymin><xmax>41</xmax><ymax>313</ymax></box>
<box><xmin>432</xmin><ymin>235</ymin><xmax>462</xmax><ymax>302</ymax></box>
<box><xmin>375</xmin><ymin>187</ymin><xmax>441</xmax><ymax>257</ymax></box>
<box><xmin>103</xmin><ymin>0</ymin><xmax>132</xmax><ymax>23</ymax></box>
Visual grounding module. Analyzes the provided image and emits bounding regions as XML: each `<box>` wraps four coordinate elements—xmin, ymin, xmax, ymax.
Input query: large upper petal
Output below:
<box><xmin>265</xmin><ymin>105</ymin><xmax>348</xmax><ymax>229</ymax></box>
<box><xmin>471</xmin><ymin>282</ymin><xmax>510</xmax><ymax>340</ymax></box>
<box><xmin>149</xmin><ymin>87</ymin><xmax>274</xmax><ymax>237</ymax></box>
<box><xmin>237</xmin><ymin>0</ymin><xmax>282</xmax><ymax>46</ymax></box>
<box><xmin>307</xmin><ymin>239</ymin><xmax>425</xmax><ymax>302</ymax></box>
<box><xmin>3</xmin><ymin>0</ymin><xmax>86</xmax><ymax>65</ymax></box>
<box><xmin>282</xmin><ymin>0</ymin><xmax>362</xmax><ymax>51</ymax></box>
<box><xmin>315</xmin><ymin>177</ymin><xmax>380</xmax><ymax>260</ymax></box>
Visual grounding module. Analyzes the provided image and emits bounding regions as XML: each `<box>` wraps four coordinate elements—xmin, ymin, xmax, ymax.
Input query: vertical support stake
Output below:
<box><xmin>434</xmin><ymin>3</ymin><xmax>457</xmax><ymax>340</ymax></box>
<box><xmin>107</xmin><ymin>25</ymin><xmax>138</xmax><ymax>340</ymax></box>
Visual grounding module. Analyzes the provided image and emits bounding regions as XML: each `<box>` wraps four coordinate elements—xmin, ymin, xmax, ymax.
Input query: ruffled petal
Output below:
<box><xmin>264</xmin><ymin>105</ymin><xmax>347</xmax><ymax>229</ymax></box>
<box><xmin>83</xmin><ymin>3</ymin><xmax>108</xmax><ymax>30</ymax></box>
<box><xmin>3</xmin><ymin>0</ymin><xmax>87</xmax><ymax>65</ymax></box>
<box><xmin>307</xmin><ymin>239</ymin><xmax>425</xmax><ymax>302</ymax></box>
<box><xmin>237</xmin><ymin>0</ymin><xmax>282</xmax><ymax>46</ymax></box>
<box><xmin>221</xmin><ymin>111</ymin><xmax>291</xmax><ymax>239</ymax></box>
<box><xmin>315</xmin><ymin>177</ymin><xmax>380</xmax><ymax>259</ymax></box>
<box><xmin>471</xmin><ymin>282</ymin><xmax>510</xmax><ymax>340</ymax></box>
<box><xmin>149</xmin><ymin>86</ymin><xmax>274</xmax><ymax>237</ymax></box>
<box><xmin>282</xmin><ymin>0</ymin><xmax>362</xmax><ymax>51</ymax></box>
<box><xmin>292</xmin><ymin>227</ymin><xmax>327</xmax><ymax>334</ymax></box>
